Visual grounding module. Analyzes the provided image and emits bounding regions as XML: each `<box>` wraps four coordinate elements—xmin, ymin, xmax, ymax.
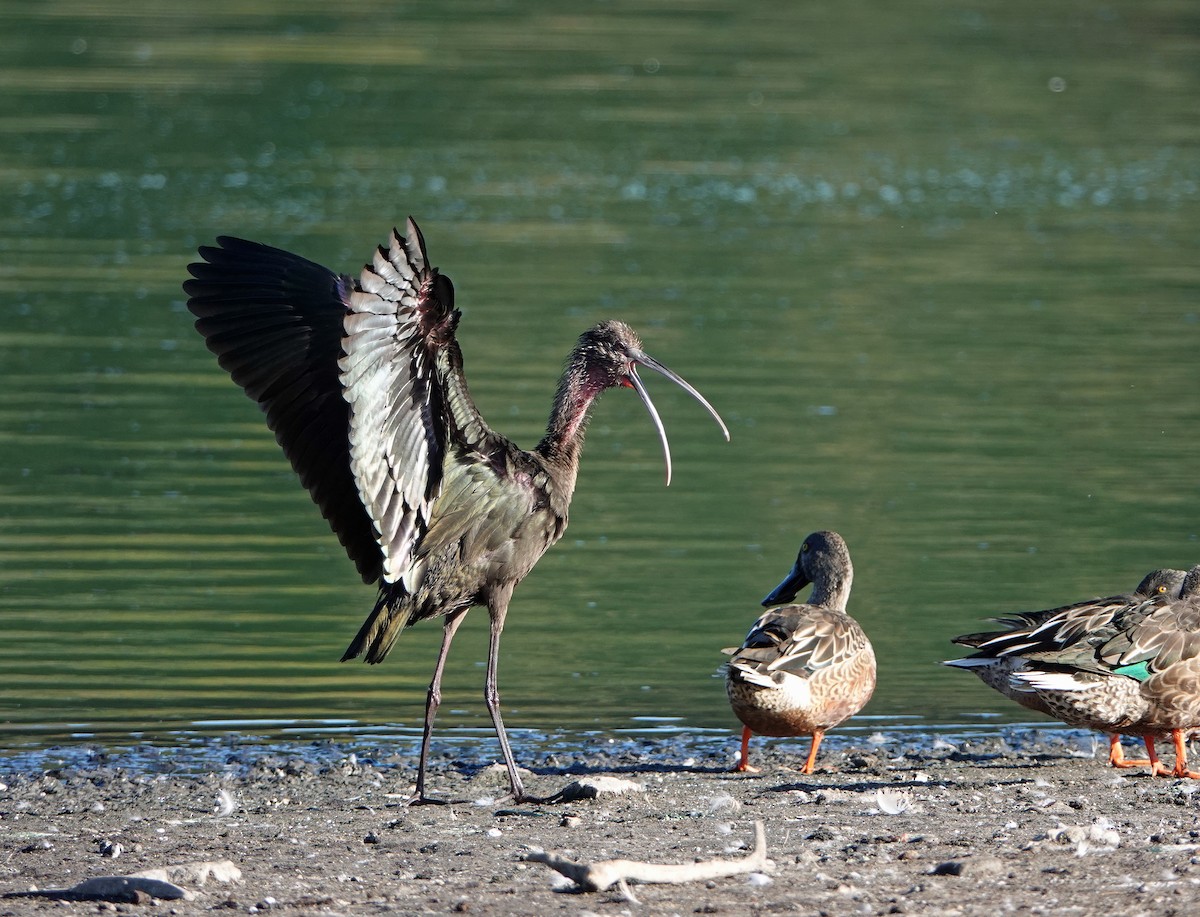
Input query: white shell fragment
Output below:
<box><xmin>874</xmin><ymin>788</ymin><xmax>914</xmax><ymax>815</ymax></box>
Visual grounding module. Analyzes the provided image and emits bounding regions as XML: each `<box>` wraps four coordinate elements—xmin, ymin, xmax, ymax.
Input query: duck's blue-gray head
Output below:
<box><xmin>762</xmin><ymin>530</ymin><xmax>854</xmax><ymax>609</ymax></box>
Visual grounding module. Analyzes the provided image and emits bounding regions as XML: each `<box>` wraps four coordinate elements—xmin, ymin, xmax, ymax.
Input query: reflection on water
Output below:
<box><xmin>1</xmin><ymin>0</ymin><xmax>1198</xmax><ymax>753</ymax></box>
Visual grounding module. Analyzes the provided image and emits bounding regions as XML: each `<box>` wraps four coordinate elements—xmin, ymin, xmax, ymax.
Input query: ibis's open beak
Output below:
<box><xmin>628</xmin><ymin>352</ymin><xmax>730</xmax><ymax>486</ymax></box>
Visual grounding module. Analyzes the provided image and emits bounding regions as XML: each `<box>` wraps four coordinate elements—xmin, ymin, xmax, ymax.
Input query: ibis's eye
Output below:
<box><xmin>801</xmin><ymin>542</ymin><xmax>810</xmax><ymax>553</ymax></box>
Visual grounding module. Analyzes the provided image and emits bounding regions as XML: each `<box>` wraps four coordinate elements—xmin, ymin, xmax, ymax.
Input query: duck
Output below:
<box><xmin>725</xmin><ymin>531</ymin><xmax>876</xmax><ymax>774</ymax></box>
<box><xmin>945</xmin><ymin>568</ymin><xmax>1186</xmax><ymax>769</ymax></box>
<box><xmin>952</xmin><ymin>566</ymin><xmax>1200</xmax><ymax>778</ymax></box>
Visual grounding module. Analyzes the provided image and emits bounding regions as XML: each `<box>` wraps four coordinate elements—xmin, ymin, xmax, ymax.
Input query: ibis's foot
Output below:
<box><xmin>506</xmin><ymin>793</ymin><xmax>540</xmax><ymax>804</ymax></box>
<box><xmin>408</xmin><ymin>797</ymin><xmax>449</xmax><ymax>806</ymax></box>
<box><xmin>407</xmin><ymin>791</ymin><xmax>455</xmax><ymax>806</ymax></box>
<box><xmin>733</xmin><ymin>759</ymin><xmax>761</xmax><ymax>774</ymax></box>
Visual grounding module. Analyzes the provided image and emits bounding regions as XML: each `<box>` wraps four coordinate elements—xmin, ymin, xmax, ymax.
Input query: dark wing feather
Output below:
<box><xmin>951</xmin><ymin>570</ymin><xmax>1187</xmax><ymax>655</ymax></box>
<box><xmin>972</xmin><ymin>594</ymin><xmax>1151</xmax><ymax>657</ymax></box>
<box><xmin>1004</xmin><ymin>600</ymin><xmax>1200</xmax><ymax>679</ymax></box>
<box><xmin>184</xmin><ymin>236</ymin><xmax>384</xmax><ymax>582</ymax></box>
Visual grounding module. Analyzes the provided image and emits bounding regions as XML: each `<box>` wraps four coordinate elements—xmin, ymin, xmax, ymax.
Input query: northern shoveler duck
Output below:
<box><xmin>725</xmin><ymin>531</ymin><xmax>876</xmax><ymax>774</ymax></box>
<box><xmin>950</xmin><ymin>566</ymin><xmax>1200</xmax><ymax>778</ymax></box>
<box><xmin>946</xmin><ymin>568</ymin><xmax>1186</xmax><ymax>769</ymax></box>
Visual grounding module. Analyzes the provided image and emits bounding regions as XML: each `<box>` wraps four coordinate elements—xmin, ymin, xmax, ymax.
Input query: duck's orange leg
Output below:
<box><xmin>1170</xmin><ymin>729</ymin><xmax>1200</xmax><ymax>779</ymax></box>
<box><xmin>799</xmin><ymin>729</ymin><xmax>825</xmax><ymax>775</ymax></box>
<box><xmin>734</xmin><ymin>726</ymin><xmax>760</xmax><ymax>773</ymax></box>
<box><xmin>1143</xmin><ymin>735</ymin><xmax>1172</xmax><ymax>777</ymax></box>
<box><xmin>1108</xmin><ymin>734</ymin><xmax>1151</xmax><ymax>768</ymax></box>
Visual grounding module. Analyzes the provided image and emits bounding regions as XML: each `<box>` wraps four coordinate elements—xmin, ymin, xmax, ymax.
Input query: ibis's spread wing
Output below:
<box><xmin>340</xmin><ymin>218</ymin><xmax>465</xmax><ymax>586</ymax></box>
<box><xmin>184</xmin><ymin>236</ymin><xmax>384</xmax><ymax>582</ymax></box>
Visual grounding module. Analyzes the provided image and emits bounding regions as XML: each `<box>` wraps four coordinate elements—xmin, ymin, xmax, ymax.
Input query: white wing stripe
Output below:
<box><xmin>340</xmin><ymin>227</ymin><xmax>444</xmax><ymax>584</ymax></box>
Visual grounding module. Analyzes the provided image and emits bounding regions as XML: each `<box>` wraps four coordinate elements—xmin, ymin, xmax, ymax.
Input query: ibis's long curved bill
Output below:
<box><xmin>628</xmin><ymin>353</ymin><xmax>730</xmax><ymax>486</ymax></box>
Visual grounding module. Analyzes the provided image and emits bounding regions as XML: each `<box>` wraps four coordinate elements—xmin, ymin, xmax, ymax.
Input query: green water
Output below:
<box><xmin>1</xmin><ymin>0</ymin><xmax>1198</xmax><ymax>751</ymax></box>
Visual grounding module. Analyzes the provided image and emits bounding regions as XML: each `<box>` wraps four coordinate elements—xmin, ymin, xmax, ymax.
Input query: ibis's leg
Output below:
<box><xmin>1171</xmin><ymin>729</ymin><xmax>1200</xmax><ymax>779</ymax></box>
<box><xmin>1108</xmin><ymin>733</ymin><xmax>1151</xmax><ymax>768</ymax></box>
<box><xmin>800</xmin><ymin>728</ymin><xmax>825</xmax><ymax>775</ymax></box>
<box><xmin>1143</xmin><ymin>735</ymin><xmax>1172</xmax><ymax>777</ymax></box>
<box><xmin>412</xmin><ymin>607</ymin><xmax>468</xmax><ymax>804</ymax></box>
<box><xmin>483</xmin><ymin>593</ymin><xmax>525</xmax><ymax>801</ymax></box>
<box><xmin>734</xmin><ymin>726</ymin><xmax>760</xmax><ymax>773</ymax></box>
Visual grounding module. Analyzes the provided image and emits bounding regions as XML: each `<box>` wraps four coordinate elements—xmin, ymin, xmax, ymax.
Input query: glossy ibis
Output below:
<box><xmin>725</xmin><ymin>531</ymin><xmax>876</xmax><ymax>774</ymax></box>
<box><xmin>184</xmin><ymin>218</ymin><xmax>729</xmax><ymax>802</ymax></box>
<box><xmin>946</xmin><ymin>567</ymin><xmax>1186</xmax><ymax>769</ymax></box>
<box><xmin>948</xmin><ymin>565</ymin><xmax>1200</xmax><ymax>778</ymax></box>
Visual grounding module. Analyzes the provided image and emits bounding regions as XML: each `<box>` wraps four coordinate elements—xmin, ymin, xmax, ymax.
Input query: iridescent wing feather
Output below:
<box><xmin>339</xmin><ymin>218</ymin><xmax>463</xmax><ymax>588</ymax></box>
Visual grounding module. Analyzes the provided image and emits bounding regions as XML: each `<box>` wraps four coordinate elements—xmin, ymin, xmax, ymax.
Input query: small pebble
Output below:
<box><xmin>363</xmin><ymin>832</ymin><xmax>380</xmax><ymax>844</ymax></box>
<box><xmin>930</xmin><ymin>860</ymin><xmax>965</xmax><ymax>876</ymax></box>
<box><xmin>551</xmin><ymin>776</ymin><xmax>645</xmax><ymax>801</ymax></box>
<box><xmin>972</xmin><ymin>856</ymin><xmax>1005</xmax><ymax>877</ymax></box>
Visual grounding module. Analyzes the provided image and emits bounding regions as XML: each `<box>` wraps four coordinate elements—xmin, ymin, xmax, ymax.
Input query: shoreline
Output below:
<box><xmin>4</xmin><ymin>733</ymin><xmax>1200</xmax><ymax>914</ymax></box>
<box><xmin>0</xmin><ymin>717</ymin><xmax>1098</xmax><ymax>771</ymax></box>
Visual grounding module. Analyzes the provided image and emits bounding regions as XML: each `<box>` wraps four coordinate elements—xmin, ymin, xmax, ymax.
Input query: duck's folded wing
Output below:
<box><xmin>973</xmin><ymin>594</ymin><xmax>1147</xmax><ymax>657</ymax></box>
<box><xmin>732</xmin><ymin>608</ymin><xmax>868</xmax><ymax>679</ymax></box>
<box><xmin>1099</xmin><ymin>603</ymin><xmax>1200</xmax><ymax>673</ymax></box>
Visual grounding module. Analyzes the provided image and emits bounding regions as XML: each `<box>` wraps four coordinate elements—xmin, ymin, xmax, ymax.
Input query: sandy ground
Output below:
<box><xmin>3</xmin><ymin>732</ymin><xmax>1200</xmax><ymax>916</ymax></box>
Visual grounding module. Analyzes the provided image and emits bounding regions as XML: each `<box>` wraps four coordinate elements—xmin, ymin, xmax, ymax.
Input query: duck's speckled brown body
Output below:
<box><xmin>946</xmin><ymin>568</ymin><xmax>1186</xmax><ymax>768</ymax></box>
<box><xmin>949</xmin><ymin>566</ymin><xmax>1200</xmax><ymax>778</ymax></box>
<box><xmin>726</xmin><ymin>531</ymin><xmax>876</xmax><ymax>774</ymax></box>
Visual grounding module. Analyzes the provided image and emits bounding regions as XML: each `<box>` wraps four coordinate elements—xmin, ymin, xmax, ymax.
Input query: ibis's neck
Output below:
<box><xmin>535</xmin><ymin>357</ymin><xmax>604</xmax><ymax>481</ymax></box>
